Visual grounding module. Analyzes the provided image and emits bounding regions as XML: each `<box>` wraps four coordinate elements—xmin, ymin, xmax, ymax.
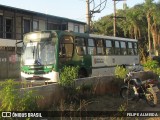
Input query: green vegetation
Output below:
<box><xmin>115</xmin><ymin>66</ymin><xmax>128</xmax><ymax>79</ymax></box>
<box><xmin>59</xmin><ymin>66</ymin><xmax>93</xmax><ymax>102</ymax></box>
<box><xmin>93</xmin><ymin>0</ymin><xmax>160</xmax><ymax>61</ymax></box>
<box><xmin>143</xmin><ymin>57</ymin><xmax>160</xmax><ymax>77</ymax></box>
<box><xmin>59</xmin><ymin>66</ymin><xmax>79</xmax><ymax>87</ymax></box>
<box><xmin>0</xmin><ymin>80</ymin><xmax>42</xmax><ymax>111</ymax></box>
<box><xmin>143</xmin><ymin>57</ymin><xmax>159</xmax><ymax>71</ymax></box>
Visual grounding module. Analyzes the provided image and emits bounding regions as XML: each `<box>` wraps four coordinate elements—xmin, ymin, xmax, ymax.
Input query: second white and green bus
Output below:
<box><xmin>16</xmin><ymin>30</ymin><xmax>140</xmax><ymax>82</ymax></box>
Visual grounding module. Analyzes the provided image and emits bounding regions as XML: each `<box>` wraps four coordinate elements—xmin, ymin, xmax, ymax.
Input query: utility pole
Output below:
<box><xmin>113</xmin><ymin>0</ymin><xmax>116</xmax><ymax>37</ymax></box>
<box><xmin>86</xmin><ymin>0</ymin><xmax>107</xmax><ymax>33</ymax></box>
<box><xmin>113</xmin><ymin>0</ymin><xmax>126</xmax><ymax>37</ymax></box>
<box><xmin>86</xmin><ymin>0</ymin><xmax>91</xmax><ymax>33</ymax></box>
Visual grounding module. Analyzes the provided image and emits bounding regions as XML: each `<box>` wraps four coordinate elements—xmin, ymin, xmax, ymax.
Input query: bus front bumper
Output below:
<box><xmin>21</xmin><ymin>71</ymin><xmax>59</xmax><ymax>83</ymax></box>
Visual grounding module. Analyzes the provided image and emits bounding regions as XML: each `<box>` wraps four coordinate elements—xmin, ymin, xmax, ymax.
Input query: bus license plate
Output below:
<box><xmin>152</xmin><ymin>86</ymin><xmax>159</xmax><ymax>92</ymax></box>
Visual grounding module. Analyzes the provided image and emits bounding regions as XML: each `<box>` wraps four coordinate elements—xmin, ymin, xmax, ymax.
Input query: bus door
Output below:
<box><xmin>59</xmin><ymin>35</ymin><xmax>74</xmax><ymax>65</ymax></box>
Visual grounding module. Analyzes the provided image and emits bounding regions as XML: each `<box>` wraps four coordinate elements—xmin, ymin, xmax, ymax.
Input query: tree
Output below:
<box><xmin>150</xmin><ymin>3</ymin><xmax>160</xmax><ymax>55</ymax></box>
<box><xmin>144</xmin><ymin>0</ymin><xmax>156</xmax><ymax>55</ymax></box>
<box><xmin>93</xmin><ymin>1</ymin><xmax>160</xmax><ymax>59</ymax></box>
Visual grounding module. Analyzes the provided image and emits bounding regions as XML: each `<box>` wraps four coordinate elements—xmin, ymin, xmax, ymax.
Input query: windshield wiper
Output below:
<box><xmin>35</xmin><ymin>59</ymin><xmax>41</xmax><ymax>65</ymax></box>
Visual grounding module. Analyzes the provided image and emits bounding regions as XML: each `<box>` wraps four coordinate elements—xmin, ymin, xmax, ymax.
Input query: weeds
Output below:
<box><xmin>0</xmin><ymin>79</ymin><xmax>42</xmax><ymax>112</ymax></box>
<box><xmin>115</xmin><ymin>66</ymin><xmax>128</xmax><ymax>79</ymax></box>
<box><xmin>59</xmin><ymin>66</ymin><xmax>79</xmax><ymax>87</ymax></box>
<box><xmin>143</xmin><ymin>57</ymin><xmax>159</xmax><ymax>71</ymax></box>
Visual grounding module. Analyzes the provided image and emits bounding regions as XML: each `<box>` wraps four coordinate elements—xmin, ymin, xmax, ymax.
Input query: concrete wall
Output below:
<box><xmin>0</xmin><ymin>49</ymin><xmax>20</xmax><ymax>79</ymax></box>
<box><xmin>21</xmin><ymin>71</ymin><xmax>158</xmax><ymax>109</ymax></box>
<box><xmin>21</xmin><ymin>83</ymin><xmax>65</xmax><ymax>109</ymax></box>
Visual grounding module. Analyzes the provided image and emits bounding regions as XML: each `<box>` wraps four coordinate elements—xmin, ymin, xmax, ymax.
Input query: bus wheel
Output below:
<box><xmin>78</xmin><ymin>68</ymin><xmax>88</xmax><ymax>78</ymax></box>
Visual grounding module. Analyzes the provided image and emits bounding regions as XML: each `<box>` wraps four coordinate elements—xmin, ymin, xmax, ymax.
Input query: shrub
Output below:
<box><xmin>76</xmin><ymin>84</ymin><xmax>93</xmax><ymax>99</ymax></box>
<box><xmin>115</xmin><ymin>66</ymin><xmax>128</xmax><ymax>79</ymax></box>
<box><xmin>0</xmin><ymin>80</ymin><xmax>41</xmax><ymax>111</ymax></box>
<box><xmin>59</xmin><ymin>66</ymin><xmax>79</xmax><ymax>102</ymax></box>
<box><xmin>143</xmin><ymin>57</ymin><xmax>159</xmax><ymax>71</ymax></box>
<box><xmin>59</xmin><ymin>66</ymin><xmax>79</xmax><ymax>87</ymax></box>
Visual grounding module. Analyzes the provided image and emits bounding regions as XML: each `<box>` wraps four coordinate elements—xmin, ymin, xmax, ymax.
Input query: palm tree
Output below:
<box><xmin>150</xmin><ymin>3</ymin><xmax>160</xmax><ymax>55</ymax></box>
<box><xmin>144</xmin><ymin>0</ymin><xmax>155</xmax><ymax>55</ymax></box>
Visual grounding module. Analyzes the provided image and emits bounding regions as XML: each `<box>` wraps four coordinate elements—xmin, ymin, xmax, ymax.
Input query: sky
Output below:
<box><xmin>0</xmin><ymin>0</ymin><xmax>159</xmax><ymax>22</ymax></box>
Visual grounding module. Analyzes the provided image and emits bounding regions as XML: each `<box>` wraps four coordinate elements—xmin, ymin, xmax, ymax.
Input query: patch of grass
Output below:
<box><xmin>0</xmin><ymin>79</ymin><xmax>42</xmax><ymax>111</ymax></box>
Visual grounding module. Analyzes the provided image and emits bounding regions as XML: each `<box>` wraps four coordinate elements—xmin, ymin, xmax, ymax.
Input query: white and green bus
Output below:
<box><xmin>16</xmin><ymin>30</ymin><xmax>140</xmax><ymax>82</ymax></box>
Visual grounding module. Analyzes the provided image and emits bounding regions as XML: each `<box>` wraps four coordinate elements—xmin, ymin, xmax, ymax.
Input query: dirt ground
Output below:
<box><xmin>86</xmin><ymin>93</ymin><xmax>160</xmax><ymax>110</ymax></box>
<box><xmin>83</xmin><ymin>93</ymin><xmax>160</xmax><ymax>120</ymax></box>
<box><xmin>49</xmin><ymin>92</ymin><xmax>160</xmax><ymax>120</ymax></box>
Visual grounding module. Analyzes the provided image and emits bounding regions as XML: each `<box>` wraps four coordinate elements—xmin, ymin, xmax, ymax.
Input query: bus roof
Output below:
<box><xmin>59</xmin><ymin>30</ymin><xmax>138</xmax><ymax>42</ymax></box>
<box><xmin>89</xmin><ymin>34</ymin><xmax>138</xmax><ymax>42</ymax></box>
<box><xmin>25</xmin><ymin>30</ymin><xmax>138</xmax><ymax>42</ymax></box>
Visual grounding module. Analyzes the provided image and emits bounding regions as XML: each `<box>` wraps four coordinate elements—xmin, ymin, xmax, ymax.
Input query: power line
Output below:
<box><xmin>86</xmin><ymin>0</ymin><xmax>107</xmax><ymax>33</ymax></box>
<box><xmin>113</xmin><ymin>0</ymin><xmax>126</xmax><ymax>37</ymax></box>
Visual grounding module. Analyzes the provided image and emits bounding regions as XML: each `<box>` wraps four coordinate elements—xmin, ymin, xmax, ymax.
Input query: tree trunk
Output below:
<box><xmin>158</xmin><ymin>34</ymin><xmax>160</xmax><ymax>45</ymax></box>
<box><xmin>151</xmin><ymin>23</ymin><xmax>158</xmax><ymax>54</ymax></box>
<box><xmin>147</xmin><ymin>13</ymin><xmax>152</xmax><ymax>56</ymax></box>
<box><xmin>134</xmin><ymin>25</ymin><xmax>138</xmax><ymax>39</ymax></box>
<box><xmin>138</xmin><ymin>27</ymin><xmax>141</xmax><ymax>39</ymax></box>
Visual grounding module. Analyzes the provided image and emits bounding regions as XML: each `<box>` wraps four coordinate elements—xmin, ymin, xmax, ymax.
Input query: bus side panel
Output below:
<box><xmin>91</xmin><ymin>55</ymin><xmax>140</xmax><ymax>76</ymax></box>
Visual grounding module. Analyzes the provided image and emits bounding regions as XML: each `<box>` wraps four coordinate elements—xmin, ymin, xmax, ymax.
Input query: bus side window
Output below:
<box><xmin>75</xmin><ymin>37</ymin><xmax>86</xmax><ymax>56</ymax></box>
<box><xmin>87</xmin><ymin>38</ymin><xmax>96</xmax><ymax>55</ymax></box>
<box><xmin>127</xmin><ymin>42</ymin><xmax>134</xmax><ymax>55</ymax></box>
<box><xmin>105</xmin><ymin>40</ymin><xmax>113</xmax><ymax>55</ymax></box>
<box><xmin>133</xmin><ymin>42</ymin><xmax>138</xmax><ymax>55</ymax></box>
<box><xmin>115</xmin><ymin>41</ymin><xmax>120</xmax><ymax>55</ymax></box>
<box><xmin>120</xmin><ymin>41</ymin><xmax>127</xmax><ymax>55</ymax></box>
<box><xmin>96</xmin><ymin>39</ymin><xmax>104</xmax><ymax>55</ymax></box>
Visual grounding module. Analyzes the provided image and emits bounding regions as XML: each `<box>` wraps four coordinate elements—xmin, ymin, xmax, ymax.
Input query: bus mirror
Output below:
<box><xmin>15</xmin><ymin>40</ymin><xmax>23</xmax><ymax>56</ymax></box>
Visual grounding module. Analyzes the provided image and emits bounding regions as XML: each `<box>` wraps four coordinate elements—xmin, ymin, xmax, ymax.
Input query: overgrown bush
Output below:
<box><xmin>115</xmin><ymin>66</ymin><xmax>128</xmax><ymax>79</ymax></box>
<box><xmin>59</xmin><ymin>66</ymin><xmax>80</xmax><ymax>102</ymax></box>
<box><xmin>76</xmin><ymin>83</ymin><xmax>93</xmax><ymax>99</ymax></box>
<box><xmin>0</xmin><ymin>80</ymin><xmax>42</xmax><ymax>111</ymax></box>
<box><xmin>143</xmin><ymin>57</ymin><xmax>160</xmax><ymax>78</ymax></box>
<box><xmin>143</xmin><ymin>57</ymin><xmax>159</xmax><ymax>71</ymax></box>
<box><xmin>59</xmin><ymin>66</ymin><xmax>79</xmax><ymax>87</ymax></box>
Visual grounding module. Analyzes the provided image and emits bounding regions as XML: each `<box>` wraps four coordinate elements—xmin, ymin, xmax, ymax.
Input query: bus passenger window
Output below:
<box><xmin>133</xmin><ymin>42</ymin><xmax>138</xmax><ymax>55</ymax></box>
<box><xmin>96</xmin><ymin>39</ymin><xmax>104</xmax><ymax>55</ymax></box>
<box><xmin>120</xmin><ymin>41</ymin><xmax>127</xmax><ymax>55</ymax></box>
<box><xmin>88</xmin><ymin>38</ymin><xmax>96</xmax><ymax>55</ymax></box>
<box><xmin>115</xmin><ymin>41</ymin><xmax>120</xmax><ymax>55</ymax></box>
<box><xmin>105</xmin><ymin>40</ymin><xmax>114</xmax><ymax>55</ymax></box>
<box><xmin>75</xmin><ymin>37</ymin><xmax>86</xmax><ymax>56</ymax></box>
<box><xmin>128</xmin><ymin>42</ymin><xmax>134</xmax><ymax>55</ymax></box>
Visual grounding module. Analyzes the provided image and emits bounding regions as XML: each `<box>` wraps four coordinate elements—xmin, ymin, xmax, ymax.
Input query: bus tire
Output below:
<box><xmin>78</xmin><ymin>68</ymin><xmax>88</xmax><ymax>78</ymax></box>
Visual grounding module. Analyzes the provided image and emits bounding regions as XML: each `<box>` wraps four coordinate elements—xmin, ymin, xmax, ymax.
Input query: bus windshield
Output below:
<box><xmin>22</xmin><ymin>40</ymin><xmax>56</xmax><ymax>65</ymax></box>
